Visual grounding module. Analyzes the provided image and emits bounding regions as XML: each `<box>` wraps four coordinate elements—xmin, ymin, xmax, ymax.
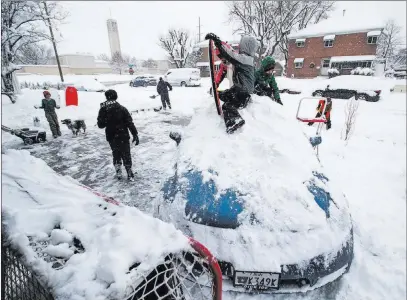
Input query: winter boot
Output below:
<box><xmin>125</xmin><ymin>167</ymin><xmax>135</xmax><ymax>182</ymax></box>
<box><xmin>115</xmin><ymin>165</ymin><xmax>123</xmax><ymax>180</ymax></box>
<box><xmin>226</xmin><ymin>118</ymin><xmax>245</xmax><ymax>134</ymax></box>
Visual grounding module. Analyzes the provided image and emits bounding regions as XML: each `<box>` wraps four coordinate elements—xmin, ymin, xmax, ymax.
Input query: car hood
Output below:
<box><xmin>163</xmin><ymin>96</ymin><xmax>349</xmax><ymax>232</ymax></box>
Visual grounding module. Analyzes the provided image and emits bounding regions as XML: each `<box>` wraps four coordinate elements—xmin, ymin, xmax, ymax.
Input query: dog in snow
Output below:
<box><xmin>61</xmin><ymin>119</ymin><xmax>87</xmax><ymax>136</ymax></box>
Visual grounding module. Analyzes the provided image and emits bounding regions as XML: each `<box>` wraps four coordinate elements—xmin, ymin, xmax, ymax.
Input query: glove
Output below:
<box><xmin>205</xmin><ymin>33</ymin><xmax>221</xmax><ymax>46</ymax></box>
<box><xmin>132</xmin><ymin>134</ymin><xmax>139</xmax><ymax>146</ymax></box>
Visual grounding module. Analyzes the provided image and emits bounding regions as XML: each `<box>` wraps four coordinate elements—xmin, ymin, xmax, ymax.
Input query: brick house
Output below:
<box><xmin>286</xmin><ymin>15</ymin><xmax>385</xmax><ymax>78</ymax></box>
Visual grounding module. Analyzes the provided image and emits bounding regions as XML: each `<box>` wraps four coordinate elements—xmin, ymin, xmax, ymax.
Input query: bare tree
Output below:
<box><xmin>186</xmin><ymin>48</ymin><xmax>203</xmax><ymax>67</ymax></box>
<box><xmin>377</xmin><ymin>19</ymin><xmax>404</xmax><ymax>66</ymax></box>
<box><xmin>16</xmin><ymin>44</ymin><xmax>53</xmax><ymax>65</ymax></box>
<box><xmin>1</xmin><ymin>1</ymin><xmax>67</xmax><ymax>96</ymax></box>
<box><xmin>342</xmin><ymin>97</ymin><xmax>359</xmax><ymax>143</ymax></box>
<box><xmin>97</xmin><ymin>53</ymin><xmax>110</xmax><ymax>61</ymax></box>
<box><xmin>109</xmin><ymin>52</ymin><xmax>136</xmax><ymax>74</ymax></box>
<box><xmin>158</xmin><ymin>28</ymin><xmax>191</xmax><ymax>68</ymax></box>
<box><xmin>227</xmin><ymin>1</ymin><xmax>335</xmax><ymax>65</ymax></box>
<box><xmin>142</xmin><ymin>58</ymin><xmax>158</xmax><ymax>68</ymax></box>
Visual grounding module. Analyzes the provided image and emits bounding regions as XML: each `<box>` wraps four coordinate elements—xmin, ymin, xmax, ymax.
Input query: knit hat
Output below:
<box><xmin>105</xmin><ymin>89</ymin><xmax>118</xmax><ymax>101</ymax></box>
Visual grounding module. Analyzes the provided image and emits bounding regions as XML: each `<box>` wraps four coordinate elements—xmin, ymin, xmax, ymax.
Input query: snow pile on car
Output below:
<box><xmin>2</xmin><ymin>149</ymin><xmax>190</xmax><ymax>300</ymax></box>
<box><xmin>170</xmin><ymin>95</ymin><xmax>352</xmax><ymax>270</ymax></box>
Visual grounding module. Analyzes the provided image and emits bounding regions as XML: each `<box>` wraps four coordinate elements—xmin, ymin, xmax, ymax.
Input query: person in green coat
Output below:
<box><xmin>254</xmin><ymin>56</ymin><xmax>283</xmax><ymax>105</ymax></box>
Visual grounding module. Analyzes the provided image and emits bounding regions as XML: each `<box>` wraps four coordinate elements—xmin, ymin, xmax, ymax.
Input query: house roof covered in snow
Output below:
<box><xmin>288</xmin><ymin>15</ymin><xmax>385</xmax><ymax>39</ymax></box>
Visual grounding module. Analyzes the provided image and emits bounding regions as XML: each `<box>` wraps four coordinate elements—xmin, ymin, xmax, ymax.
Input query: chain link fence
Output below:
<box><xmin>1</xmin><ymin>232</ymin><xmax>55</xmax><ymax>300</ymax></box>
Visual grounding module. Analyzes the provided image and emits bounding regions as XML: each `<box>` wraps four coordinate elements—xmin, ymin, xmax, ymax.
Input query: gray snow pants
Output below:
<box><xmin>45</xmin><ymin>111</ymin><xmax>61</xmax><ymax>137</ymax></box>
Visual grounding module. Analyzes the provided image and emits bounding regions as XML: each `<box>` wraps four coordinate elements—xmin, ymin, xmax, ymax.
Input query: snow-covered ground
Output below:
<box><xmin>2</xmin><ymin>75</ymin><xmax>406</xmax><ymax>300</ymax></box>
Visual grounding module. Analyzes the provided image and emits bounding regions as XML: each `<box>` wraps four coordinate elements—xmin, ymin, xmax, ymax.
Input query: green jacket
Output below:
<box><xmin>39</xmin><ymin>98</ymin><xmax>59</xmax><ymax>114</ymax></box>
<box><xmin>255</xmin><ymin>57</ymin><xmax>280</xmax><ymax>100</ymax></box>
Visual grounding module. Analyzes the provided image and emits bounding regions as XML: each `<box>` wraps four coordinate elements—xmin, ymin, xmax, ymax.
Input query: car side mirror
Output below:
<box><xmin>169</xmin><ymin>131</ymin><xmax>182</xmax><ymax>146</ymax></box>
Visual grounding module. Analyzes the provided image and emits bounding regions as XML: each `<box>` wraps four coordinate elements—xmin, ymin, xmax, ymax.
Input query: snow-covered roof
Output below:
<box><xmin>330</xmin><ymin>55</ymin><xmax>376</xmax><ymax>63</ymax></box>
<box><xmin>295</xmin><ymin>38</ymin><xmax>306</xmax><ymax>43</ymax></box>
<box><xmin>19</xmin><ymin>64</ymin><xmax>70</xmax><ymax>68</ymax></box>
<box><xmin>367</xmin><ymin>30</ymin><xmax>382</xmax><ymax>37</ymax></box>
<box><xmin>288</xmin><ymin>15</ymin><xmax>385</xmax><ymax>39</ymax></box>
<box><xmin>323</xmin><ymin>35</ymin><xmax>336</xmax><ymax>41</ymax></box>
<box><xmin>294</xmin><ymin>58</ymin><xmax>304</xmax><ymax>63</ymax></box>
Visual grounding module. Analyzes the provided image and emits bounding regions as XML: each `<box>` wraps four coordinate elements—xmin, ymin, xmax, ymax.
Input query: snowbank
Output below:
<box><xmin>2</xmin><ymin>149</ymin><xmax>190</xmax><ymax>300</ymax></box>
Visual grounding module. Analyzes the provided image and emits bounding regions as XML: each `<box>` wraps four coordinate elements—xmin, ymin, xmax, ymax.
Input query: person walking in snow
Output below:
<box><xmin>157</xmin><ymin>77</ymin><xmax>172</xmax><ymax>110</ymax></box>
<box><xmin>308</xmin><ymin>98</ymin><xmax>332</xmax><ymax>130</ymax></box>
<box><xmin>97</xmin><ymin>89</ymin><xmax>139</xmax><ymax>181</ymax></box>
<box><xmin>34</xmin><ymin>90</ymin><xmax>61</xmax><ymax>138</ymax></box>
<box><xmin>205</xmin><ymin>33</ymin><xmax>259</xmax><ymax>134</ymax></box>
<box><xmin>254</xmin><ymin>56</ymin><xmax>283</xmax><ymax>105</ymax></box>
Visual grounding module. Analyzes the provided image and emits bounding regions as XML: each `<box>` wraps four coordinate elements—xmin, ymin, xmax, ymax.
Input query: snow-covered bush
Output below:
<box><xmin>351</xmin><ymin>67</ymin><xmax>374</xmax><ymax>76</ymax></box>
<box><xmin>328</xmin><ymin>68</ymin><xmax>339</xmax><ymax>78</ymax></box>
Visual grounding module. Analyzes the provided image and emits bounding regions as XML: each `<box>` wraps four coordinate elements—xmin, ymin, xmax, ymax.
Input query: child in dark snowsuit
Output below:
<box><xmin>97</xmin><ymin>89</ymin><xmax>139</xmax><ymax>181</ymax></box>
<box><xmin>254</xmin><ymin>56</ymin><xmax>283</xmax><ymax>105</ymax></box>
<box><xmin>205</xmin><ymin>33</ymin><xmax>259</xmax><ymax>134</ymax></box>
<box><xmin>156</xmin><ymin>77</ymin><xmax>172</xmax><ymax>110</ymax></box>
<box><xmin>35</xmin><ymin>90</ymin><xmax>61</xmax><ymax>138</ymax></box>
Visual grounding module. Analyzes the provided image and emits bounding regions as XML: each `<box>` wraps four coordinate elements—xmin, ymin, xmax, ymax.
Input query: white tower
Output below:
<box><xmin>106</xmin><ymin>19</ymin><xmax>122</xmax><ymax>57</ymax></box>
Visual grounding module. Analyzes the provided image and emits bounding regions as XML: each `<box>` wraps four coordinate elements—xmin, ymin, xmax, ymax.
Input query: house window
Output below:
<box><xmin>367</xmin><ymin>36</ymin><xmax>378</xmax><ymax>44</ymax></box>
<box><xmin>296</xmin><ymin>41</ymin><xmax>305</xmax><ymax>47</ymax></box>
<box><xmin>295</xmin><ymin>62</ymin><xmax>303</xmax><ymax>69</ymax></box>
<box><xmin>324</xmin><ymin>40</ymin><xmax>333</xmax><ymax>48</ymax></box>
<box><xmin>322</xmin><ymin>59</ymin><xmax>330</xmax><ymax>68</ymax></box>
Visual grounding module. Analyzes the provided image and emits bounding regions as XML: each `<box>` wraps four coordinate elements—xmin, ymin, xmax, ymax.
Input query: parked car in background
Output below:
<box><xmin>164</xmin><ymin>68</ymin><xmax>201</xmax><ymax>87</ymax></box>
<box><xmin>130</xmin><ymin>76</ymin><xmax>157</xmax><ymax>87</ymax></box>
<box><xmin>312</xmin><ymin>85</ymin><xmax>381</xmax><ymax>102</ymax></box>
<box><xmin>311</xmin><ymin>76</ymin><xmax>381</xmax><ymax>102</ymax></box>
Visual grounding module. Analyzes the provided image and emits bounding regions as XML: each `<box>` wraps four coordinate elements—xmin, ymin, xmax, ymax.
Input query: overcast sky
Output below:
<box><xmin>56</xmin><ymin>1</ymin><xmax>406</xmax><ymax>60</ymax></box>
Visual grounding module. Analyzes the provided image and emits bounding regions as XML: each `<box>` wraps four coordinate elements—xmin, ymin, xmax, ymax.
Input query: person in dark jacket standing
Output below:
<box><xmin>34</xmin><ymin>90</ymin><xmax>61</xmax><ymax>138</ymax></box>
<box><xmin>254</xmin><ymin>56</ymin><xmax>283</xmax><ymax>105</ymax></box>
<box><xmin>156</xmin><ymin>77</ymin><xmax>172</xmax><ymax>110</ymax></box>
<box><xmin>205</xmin><ymin>33</ymin><xmax>259</xmax><ymax>134</ymax></box>
<box><xmin>97</xmin><ymin>89</ymin><xmax>139</xmax><ymax>181</ymax></box>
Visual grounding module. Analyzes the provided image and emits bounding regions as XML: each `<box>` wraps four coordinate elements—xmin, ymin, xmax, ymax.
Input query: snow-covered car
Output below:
<box><xmin>312</xmin><ymin>85</ymin><xmax>381</xmax><ymax>102</ymax></box>
<box><xmin>311</xmin><ymin>75</ymin><xmax>381</xmax><ymax>102</ymax></box>
<box><xmin>156</xmin><ymin>97</ymin><xmax>354</xmax><ymax>294</ymax></box>
<box><xmin>130</xmin><ymin>76</ymin><xmax>157</xmax><ymax>87</ymax></box>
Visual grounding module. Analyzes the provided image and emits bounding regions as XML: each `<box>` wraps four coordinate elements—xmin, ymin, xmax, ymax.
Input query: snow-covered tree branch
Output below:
<box><xmin>227</xmin><ymin>1</ymin><xmax>335</xmax><ymax>65</ymax></box>
<box><xmin>377</xmin><ymin>19</ymin><xmax>404</xmax><ymax>65</ymax></box>
<box><xmin>158</xmin><ymin>28</ymin><xmax>192</xmax><ymax>68</ymax></box>
<box><xmin>1</xmin><ymin>0</ymin><xmax>67</xmax><ymax>96</ymax></box>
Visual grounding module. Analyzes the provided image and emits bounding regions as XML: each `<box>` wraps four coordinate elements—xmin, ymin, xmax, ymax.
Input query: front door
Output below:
<box><xmin>320</xmin><ymin>58</ymin><xmax>331</xmax><ymax>76</ymax></box>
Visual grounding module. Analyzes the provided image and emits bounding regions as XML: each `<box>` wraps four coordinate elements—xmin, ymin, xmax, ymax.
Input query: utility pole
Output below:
<box><xmin>197</xmin><ymin>17</ymin><xmax>203</xmax><ymax>42</ymax></box>
<box><xmin>43</xmin><ymin>1</ymin><xmax>64</xmax><ymax>82</ymax></box>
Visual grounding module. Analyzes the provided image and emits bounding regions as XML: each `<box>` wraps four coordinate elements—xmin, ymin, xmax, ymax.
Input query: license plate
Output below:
<box><xmin>234</xmin><ymin>271</ymin><xmax>280</xmax><ymax>290</ymax></box>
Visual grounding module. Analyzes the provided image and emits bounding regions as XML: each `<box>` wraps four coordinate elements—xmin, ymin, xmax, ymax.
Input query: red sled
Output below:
<box><xmin>208</xmin><ymin>39</ymin><xmax>222</xmax><ymax>116</ymax></box>
<box><xmin>65</xmin><ymin>86</ymin><xmax>78</xmax><ymax>106</ymax></box>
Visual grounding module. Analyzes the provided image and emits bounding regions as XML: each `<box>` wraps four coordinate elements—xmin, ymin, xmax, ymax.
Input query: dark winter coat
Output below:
<box><xmin>39</xmin><ymin>98</ymin><xmax>59</xmax><ymax>113</ymax></box>
<box><xmin>255</xmin><ymin>57</ymin><xmax>281</xmax><ymax>101</ymax></box>
<box><xmin>157</xmin><ymin>80</ymin><xmax>172</xmax><ymax>95</ymax></box>
<box><xmin>214</xmin><ymin>35</ymin><xmax>259</xmax><ymax>94</ymax></box>
<box><xmin>97</xmin><ymin>100</ymin><xmax>138</xmax><ymax>142</ymax></box>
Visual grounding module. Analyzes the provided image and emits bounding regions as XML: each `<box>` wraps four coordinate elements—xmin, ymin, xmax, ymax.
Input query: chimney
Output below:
<box><xmin>343</xmin><ymin>10</ymin><xmax>346</xmax><ymax>16</ymax></box>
